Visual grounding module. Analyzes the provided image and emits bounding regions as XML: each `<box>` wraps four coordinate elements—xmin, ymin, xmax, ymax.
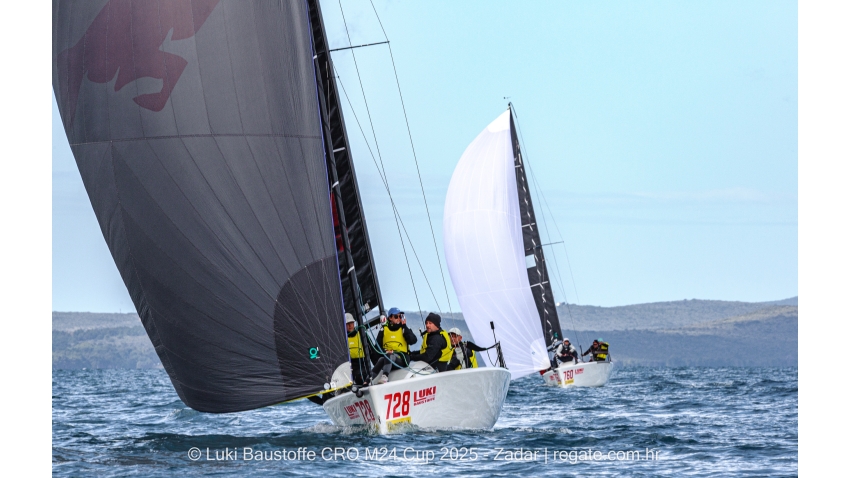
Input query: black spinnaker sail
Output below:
<box><xmin>53</xmin><ymin>0</ymin><xmax>351</xmax><ymax>413</ymax></box>
<box><xmin>509</xmin><ymin>105</ymin><xmax>564</xmax><ymax>345</ymax></box>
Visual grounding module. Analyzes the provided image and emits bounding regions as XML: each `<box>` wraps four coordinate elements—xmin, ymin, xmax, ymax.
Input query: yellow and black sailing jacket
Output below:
<box><xmin>593</xmin><ymin>342</ymin><xmax>609</xmax><ymax>361</ymax></box>
<box><xmin>348</xmin><ymin>332</ymin><xmax>364</xmax><ymax>359</ymax></box>
<box><xmin>469</xmin><ymin>349</ymin><xmax>479</xmax><ymax>368</ymax></box>
<box><xmin>381</xmin><ymin>325</ymin><xmax>409</xmax><ymax>353</ymax></box>
<box><xmin>421</xmin><ymin>330</ymin><xmax>453</xmax><ymax>363</ymax></box>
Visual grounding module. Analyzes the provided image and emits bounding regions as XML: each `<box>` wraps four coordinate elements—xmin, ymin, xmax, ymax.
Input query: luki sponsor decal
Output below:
<box><xmin>575</xmin><ymin>368</ymin><xmax>584</xmax><ymax>375</ymax></box>
<box><xmin>413</xmin><ymin>386</ymin><xmax>436</xmax><ymax>406</ymax></box>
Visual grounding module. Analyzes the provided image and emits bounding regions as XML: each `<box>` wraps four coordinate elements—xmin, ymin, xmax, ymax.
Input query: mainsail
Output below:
<box><xmin>308</xmin><ymin>0</ymin><xmax>383</xmax><ymax>319</ymax></box>
<box><xmin>443</xmin><ymin>110</ymin><xmax>550</xmax><ymax>379</ymax></box>
<box><xmin>53</xmin><ymin>0</ymin><xmax>354</xmax><ymax>412</ymax></box>
<box><xmin>508</xmin><ymin>106</ymin><xmax>564</xmax><ymax>345</ymax></box>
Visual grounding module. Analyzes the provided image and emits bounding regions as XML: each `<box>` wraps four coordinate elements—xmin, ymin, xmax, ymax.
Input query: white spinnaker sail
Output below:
<box><xmin>443</xmin><ymin>110</ymin><xmax>550</xmax><ymax>380</ymax></box>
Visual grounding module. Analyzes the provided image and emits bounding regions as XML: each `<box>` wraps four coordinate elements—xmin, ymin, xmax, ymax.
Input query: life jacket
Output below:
<box><xmin>381</xmin><ymin>325</ymin><xmax>409</xmax><ymax>353</ymax></box>
<box><xmin>421</xmin><ymin>329</ymin><xmax>453</xmax><ymax>364</ymax></box>
<box><xmin>559</xmin><ymin>344</ymin><xmax>576</xmax><ymax>361</ymax></box>
<box><xmin>452</xmin><ymin>347</ymin><xmax>463</xmax><ymax>370</ymax></box>
<box><xmin>348</xmin><ymin>331</ymin><xmax>364</xmax><ymax>359</ymax></box>
<box><xmin>469</xmin><ymin>349</ymin><xmax>478</xmax><ymax>368</ymax></box>
<box><xmin>451</xmin><ymin>345</ymin><xmax>479</xmax><ymax>370</ymax></box>
<box><xmin>593</xmin><ymin>342</ymin><xmax>609</xmax><ymax>361</ymax></box>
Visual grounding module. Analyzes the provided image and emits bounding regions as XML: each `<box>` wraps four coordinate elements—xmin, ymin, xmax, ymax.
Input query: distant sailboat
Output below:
<box><xmin>444</xmin><ymin>105</ymin><xmax>612</xmax><ymax>387</ymax></box>
<box><xmin>53</xmin><ymin>0</ymin><xmax>510</xmax><ymax>432</ymax></box>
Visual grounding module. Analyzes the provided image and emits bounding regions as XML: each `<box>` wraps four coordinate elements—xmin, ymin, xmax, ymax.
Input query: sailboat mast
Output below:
<box><xmin>307</xmin><ymin>0</ymin><xmax>385</xmax><ymax>329</ymax></box>
<box><xmin>508</xmin><ymin>104</ymin><xmax>564</xmax><ymax>346</ymax></box>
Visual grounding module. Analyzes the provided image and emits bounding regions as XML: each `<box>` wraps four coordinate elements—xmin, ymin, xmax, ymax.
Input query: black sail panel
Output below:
<box><xmin>509</xmin><ymin>109</ymin><xmax>564</xmax><ymax>345</ymax></box>
<box><xmin>307</xmin><ymin>0</ymin><xmax>384</xmax><ymax>317</ymax></box>
<box><xmin>53</xmin><ymin>0</ymin><xmax>349</xmax><ymax>413</ymax></box>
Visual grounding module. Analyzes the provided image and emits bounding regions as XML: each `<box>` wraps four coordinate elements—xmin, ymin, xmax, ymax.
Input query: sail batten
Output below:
<box><xmin>54</xmin><ymin>0</ymin><xmax>351</xmax><ymax>413</ymax></box>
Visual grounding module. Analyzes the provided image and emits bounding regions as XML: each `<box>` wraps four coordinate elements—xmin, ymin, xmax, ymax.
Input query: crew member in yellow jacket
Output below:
<box><xmin>368</xmin><ymin>307</ymin><xmax>417</xmax><ymax>384</ymax></box>
<box><xmin>345</xmin><ymin>313</ymin><xmax>368</xmax><ymax>385</ymax></box>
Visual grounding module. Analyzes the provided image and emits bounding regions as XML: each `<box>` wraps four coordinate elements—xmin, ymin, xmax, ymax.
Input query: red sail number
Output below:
<box><xmin>563</xmin><ymin>369</ymin><xmax>574</xmax><ymax>382</ymax></box>
<box><xmin>353</xmin><ymin>400</ymin><xmax>375</xmax><ymax>423</ymax></box>
<box><xmin>384</xmin><ymin>392</ymin><xmax>411</xmax><ymax>419</ymax></box>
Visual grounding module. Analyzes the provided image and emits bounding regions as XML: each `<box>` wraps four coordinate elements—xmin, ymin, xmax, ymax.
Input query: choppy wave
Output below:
<box><xmin>53</xmin><ymin>367</ymin><xmax>797</xmax><ymax>476</ymax></box>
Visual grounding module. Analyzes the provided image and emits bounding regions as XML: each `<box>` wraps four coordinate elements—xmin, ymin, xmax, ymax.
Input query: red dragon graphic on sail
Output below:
<box><xmin>57</xmin><ymin>0</ymin><xmax>219</xmax><ymax>124</ymax></box>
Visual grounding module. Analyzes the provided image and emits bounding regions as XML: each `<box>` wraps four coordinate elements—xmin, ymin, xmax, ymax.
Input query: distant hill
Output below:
<box><xmin>555</xmin><ymin>297</ymin><xmax>798</xmax><ymax>331</ymax></box>
<box><xmin>572</xmin><ymin>306</ymin><xmax>797</xmax><ymax>367</ymax></box>
<box><xmin>53</xmin><ymin>311</ymin><xmax>140</xmax><ymax>331</ymax></box>
<box><xmin>52</xmin><ymin>312</ymin><xmax>160</xmax><ymax>369</ymax></box>
<box><xmin>52</xmin><ymin>297</ymin><xmax>797</xmax><ymax>369</ymax></box>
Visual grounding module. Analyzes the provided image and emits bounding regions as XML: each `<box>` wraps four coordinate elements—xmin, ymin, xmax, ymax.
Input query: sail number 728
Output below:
<box><xmin>384</xmin><ymin>392</ymin><xmax>410</xmax><ymax>419</ymax></box>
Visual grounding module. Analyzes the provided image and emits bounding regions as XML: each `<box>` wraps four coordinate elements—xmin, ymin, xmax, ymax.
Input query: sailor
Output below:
<box><xmin>409</xmin><ymin>313</ymin><xmax>453</xmax><ymax>372</ymax></box>
<box><xmin>345</xmin><ymin>313</ymin><xmax>368</xmax><ymax>385</ymax></box>
<box><xmin>446</xmin><ymin>327</ymin><xmax>489</xmax><ymax>370</ymax></box>
<box><xmin>546</xmin><ymin>336</ymin><xmax>564</xmax><ymax>369</ymax></box>
<box><xmin>581</xmin><ymin>338</ymin><xmax>610</xmax><ymax>362</ymax></box>
<box><xmin>554</xmin><ymin>338</ymin><xmax>579</xmax><ymax>365</ymax></box>
<box><xmin>368</xmin><ymin>307</ymin><xmax>417</xmax><ymax>384</ymax></box>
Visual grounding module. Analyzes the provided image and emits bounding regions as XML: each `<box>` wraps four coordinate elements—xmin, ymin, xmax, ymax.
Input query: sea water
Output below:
<box><xmin>52</xmin><ymin>367</ymin><xmax>797</xmax><ymax>476</ymax></box>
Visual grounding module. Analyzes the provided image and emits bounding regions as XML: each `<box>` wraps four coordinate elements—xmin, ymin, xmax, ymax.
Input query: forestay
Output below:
<box><xmin>443</xmin><ymin>111</ymin><xmax>550</xmax><ymax>379</ymax></box>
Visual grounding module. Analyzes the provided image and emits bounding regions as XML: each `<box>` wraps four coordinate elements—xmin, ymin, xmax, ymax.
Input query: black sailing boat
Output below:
<box><xmin>53</xmin><ymin>0</ymin><xmax>511</xmax><ymax>429</ymax></box>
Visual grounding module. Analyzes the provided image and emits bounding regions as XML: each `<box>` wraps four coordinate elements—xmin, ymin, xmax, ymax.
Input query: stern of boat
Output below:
<box><xmin>541</xmin><ymin>361</ymin><xmax>613</xmax><ymax>388</ymax></box>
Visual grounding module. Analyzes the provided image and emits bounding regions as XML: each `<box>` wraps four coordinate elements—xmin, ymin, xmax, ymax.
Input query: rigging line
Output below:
<box><xmin>367</xmin><ymin>0</ymin><xmax>454</xmax><ymax>318</ymax></box>
<box><xmin>334</xmin><ymin>2</ymin><xmax>445</xmax><ymax>318</ymax></box>
<box><xmin>332</xmin><ymin>66</ymin><xmax>448</xmax><ymax>320</ymax></box>
<box><xmin>522</xmin><ymin>146</ymin><xmax>589</xmax><ymax>351</ymax></box>
<box><xmin>513</xmin><ymin>108</ymin><xmax>582</xmax><ymax>305</ymax></box>
<box><xmin>341</xmin><ymin>100</ymin><xmax>423</xmax><ymax>320</ymax></box>
<box><xmin>512</xmin><ymin>105</ymin><xmax>587</xmax><ymax>349</ymax></box>
<box><xmin>334</xmin><ymin>69</ymin><xmax>444</xmax><ymax>317</ymax></box>
<box><xmin>329</xmin><ymin>40</ymin><xmax>389</xmax><ymax>52</ymax></box>
<box><xmin>334</xmin><ymin>0</ymin><xmax>421</xmax><ymax>317</ymax></box>
<box><xmin>525</xmin><ymin>154</ymin><xmax>588</xmax><ymax>350</ymax></box>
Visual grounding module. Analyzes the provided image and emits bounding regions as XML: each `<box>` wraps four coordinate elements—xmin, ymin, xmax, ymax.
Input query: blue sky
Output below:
<box><xmin>52</xmin><ymin>0</ymin><xmax>798</xmax><ymax>313</ymax></box>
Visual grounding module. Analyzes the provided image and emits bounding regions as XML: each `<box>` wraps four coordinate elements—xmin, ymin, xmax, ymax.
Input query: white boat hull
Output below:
<box><xmin>541</xmin><ymin>361</ymin><xmax>613</xmax><ymax>388</ymax></box>
<box><xmin>323</xmin><ymin>364</ymin><xmax>511</xmax><ymax>433</ymax></box>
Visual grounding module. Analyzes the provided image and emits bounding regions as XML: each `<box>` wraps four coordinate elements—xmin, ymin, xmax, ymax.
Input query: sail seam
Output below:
<box><xmin>70</xmin><ymin>133</ymin><xmax>321</xmax><ymax>146</ymax></box>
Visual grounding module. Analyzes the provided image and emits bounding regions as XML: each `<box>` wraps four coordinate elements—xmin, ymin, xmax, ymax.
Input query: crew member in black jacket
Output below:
<box><xmin>409</xmin><ymin>313</ymin><xmax>453</xmax><ymax>372</ymax></box>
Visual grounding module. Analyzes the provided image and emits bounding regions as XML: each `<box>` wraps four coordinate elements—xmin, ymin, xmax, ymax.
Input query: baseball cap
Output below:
<box><xmin>345</xmin><ymin>313</ymin><xmax>355</xmax><ymax>324</ymax></box>
<box><xmin>448</xmin><ymin>327</ymin><xmax>461</xmax><ymax>335</ymax></box>
<box><xmin>387</xmin><ymin>307</ymin><xmax>402</xmax><ymax>316</ymax></box>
